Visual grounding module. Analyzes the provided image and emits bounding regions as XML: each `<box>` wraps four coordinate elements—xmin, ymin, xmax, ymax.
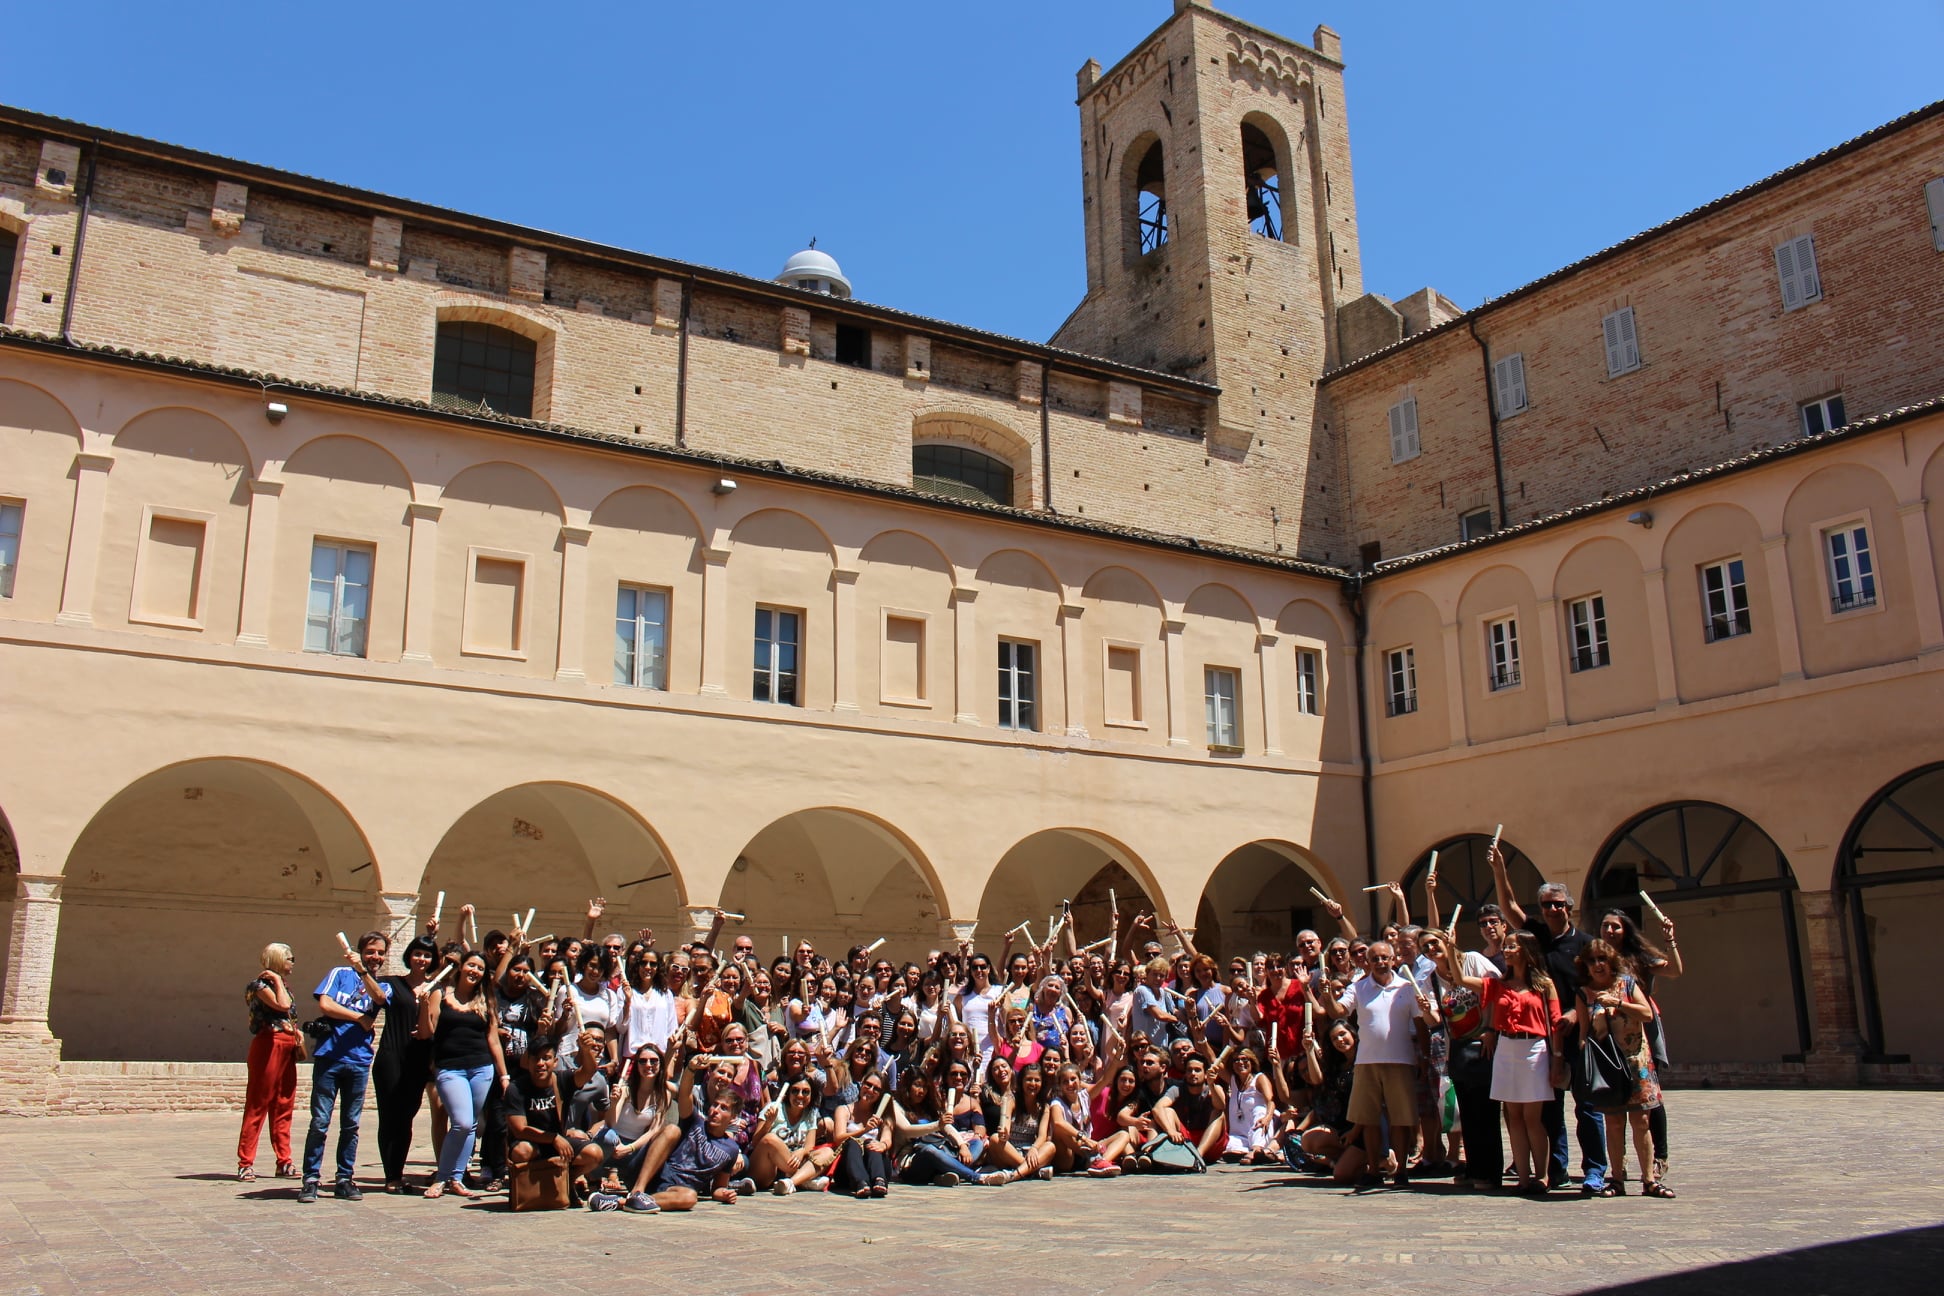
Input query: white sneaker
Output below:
<box><xmin>772</xmin><ymin>1179</ymin><xmax>796</xmax><ymax>1196</ymax></box>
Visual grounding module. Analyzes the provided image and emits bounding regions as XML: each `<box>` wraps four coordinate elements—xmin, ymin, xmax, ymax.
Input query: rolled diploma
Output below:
<box><xmin>1360</xmin><ymin>884</ymin><xmax>1389</xmax><ymax>893</ymax></box>
<box><xmin>425</xmin><ymin>962</ymin><xmax>454</xmax><ymax>990</ymax></box>
<box><xmin>336</xmin><ymin>931</ymin><xmax>353</xmax><ymax>955</ymax></box>
<box><xmin>1489</xmin><ymin>823</ymin><xmax>1504</xmax><ymax>854</ymax></box>
<box><xmin>1308</xmin><ymin>886</ymin><xmax>1332</xmax><ymax>905</ymax></box>
<box><xmin>1079</xmin><ymin>935</ymin><xmax>1113</xmax><ymax>952</ymax></box>
<box><xmin>719</xmin><ymin>911</ymin><xmax>747</xmax><ymax>923</ymax></box>
<box><xmin>523</xmin><ymin>907</ymin><xmax>536</xmax><ymax>933</ymax></box>
<box><xmin>1427</xmin><ymin>849</ymin><xmax>1439</xmax><ymax>886</ymax></box>
<box><xmin>467</xmin><ymin>912</ymin><xmax>478</xmax><ymax>946</ymax></box>
<box><xmin>874</xmin><ymin>1092</ymin><xmax>893</xmax><ymax>1119</ymax></box>
<box><xmin>432</xmin><ymin>891</ymin><xmax>444</xmax><ymax>925</ymax></box>
<box><xmin>1638</xmin><ymin>890</ymin><xmax>1669</xmax><ymax>925</ymax></box>
<box><xmin>1270</xmin><ymin>1021</ymin><xmax>1279</xmax><ymax>1053</ymax></box>
<box><xmin>866</xmin><ymin>937</ymin><xmax>887</xmax><ymax>954</ymax></box>
<box><xmin>1449</xmin><ymin>904</ymin><xmax>1463</xmax><ymax>933</ymax></box>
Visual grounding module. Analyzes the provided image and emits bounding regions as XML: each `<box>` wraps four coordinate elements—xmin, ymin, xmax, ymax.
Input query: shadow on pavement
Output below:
<box><xmin>1576</xmin><ymin>1225</ymin><xmax>1944</xmax><ymax>1294</ymax></box>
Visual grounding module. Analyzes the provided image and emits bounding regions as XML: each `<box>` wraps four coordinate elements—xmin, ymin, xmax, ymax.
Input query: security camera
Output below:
<box><xmin>1626</xmin><ymin>510</ymin><xmax>1653</xmax><ymax>529</ymax></box>
<box><xmin>265</xmin><ymin>401</ymin><xmax>289</xmax><ymax>423</ymax></box>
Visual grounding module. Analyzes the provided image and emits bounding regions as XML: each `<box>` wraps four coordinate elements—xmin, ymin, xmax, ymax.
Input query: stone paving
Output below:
<box><xmin>3</xmin><ymin>1090</ymin><xmax>1942</xmax><ymax>1295</ymax></box>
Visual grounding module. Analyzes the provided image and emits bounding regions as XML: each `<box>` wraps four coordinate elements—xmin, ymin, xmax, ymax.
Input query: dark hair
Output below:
<box><xmin>358</xmin><ymin>930</ymin><xmax>389</xmax><ymax>953</ymax></box>
<box><xmin>1576</xmin><ymin>937</ymin><xmax>1626</xmax><ymax>983</ymax></box>
<box><xmin>708</xmin><ymin>1087</ymin><xmax>746</xmax><ymax>1117</ymax></box>
<box><xmin>1598</xmin><ymin>908</ymin><xmax>1669</xmax><ymax>971</ymax></box>
<box><xmin>403</xmin><ymin>936</ymin><xmax>438</xmax><ymax>963</ymax></box>
<box><xmin>483</xmin><ymin>928</ymin><xmax>509</xmax><ymax>948</ymax></box>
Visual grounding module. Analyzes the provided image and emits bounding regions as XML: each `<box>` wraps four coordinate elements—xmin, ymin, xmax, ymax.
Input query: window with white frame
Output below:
<box><xmin>1567</xmin><ymin>595</ymin><xmax>1610</xmax><ymax>672</ymax></box>
<box><xmin>1486</xmin><ymin>616</ymin><xmax>1522</xmax><ymax>691</ymax></box>
<box><xmin>1601</xmin><ymin>307</ymin><xmax>1640</xmax><ymax>377</ymax></box>
<box><xmin>306</xmin><ymin>540</ymin><xmax>373</xmax><ymax>657</ymax></box>
<box><xmin>1385</xmin><ymin>647</ymin><xmax>1417</xmax><ymax>717</ymax></box>
<box><xmin>1387</xmin><ymin>397</ymin><xmax>1420</xmax><ymax>464</ymax></box>
<box><xmin>1204</xmin><ymin>666</ymin><xmax>1240</xmax><ymax>748</ymax></box>
<box><xmin>1774</xmin><ymin>234</ymin><xmax>1822</xmax><ymax>311</ymax></box>
<box><xmin>998</xmin><ymin>638</ymin><xmax>1037</xmax><ymax>731</ymax></box>
<box><xmin>754</xmin><ymin>606</ymin><xmax>801</xmax><ymax>706</ymax></box>
<box><xmin>1823</xmin><ymin>522</ymin><xmax>1877</xmax><ymax>613</ymax></box>
<box><xmin>1295</xmin><ymin>648</ymin><xmax>1321</xmax><ymax>716</ymax></box>
<box><xmin>1800</xmin><ymin>393</ymin><xmax>1846</xmax><ymax>437</ymax></box>
<box><xmin>614</xmin><ymin>584</ymin><xmax>669</xmax><ymax>689</ymax></box>
<box><xmin>1701</xmin><ymin>559</ymin><xmax>1752</xmax><ymax>642</ymax></box>
<box><xmin>1493</xmin><ymin>353</ymin><xmax>1528</xmax><ymax>417</ymax></box>
<box><xmin>0</xmin><ymin>499</ymin><xmax>22</xmax><ymax>599</ymax></box>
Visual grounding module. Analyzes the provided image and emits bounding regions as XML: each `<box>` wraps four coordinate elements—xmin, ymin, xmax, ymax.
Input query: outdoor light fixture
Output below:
<box><xmin>1627</xmin><ymin>510</ymin><xmax>1653</xmax><ymax>528</ymax></box>
<box><xmin>713</xmin><ymin>477</ymin><xmax>738</xmax><ymax>495</ymax></box>
<box><xmin>264</xmin><ymin>401</ymin><xmax>289</xmax><ymax>423</ymax></box>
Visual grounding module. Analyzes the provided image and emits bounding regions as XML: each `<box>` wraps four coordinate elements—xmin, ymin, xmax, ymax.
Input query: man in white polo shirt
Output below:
<box><xmin>1329</xmin><ymin>939</ymin><xmax>1440</xmax><ymax>1188</ymax></box>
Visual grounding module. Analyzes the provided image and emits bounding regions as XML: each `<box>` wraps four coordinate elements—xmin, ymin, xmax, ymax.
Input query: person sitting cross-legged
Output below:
<box><xmin>505</xmin><ymin>1040</ymin><xmax>605</xmax><ymax>1211</ymax></box>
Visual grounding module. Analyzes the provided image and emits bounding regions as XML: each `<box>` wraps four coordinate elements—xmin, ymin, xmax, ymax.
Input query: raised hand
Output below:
<box><xmin>587</xmin><ymin>897</ymin><xmax>607</xmax><ymax>923</ymax></box>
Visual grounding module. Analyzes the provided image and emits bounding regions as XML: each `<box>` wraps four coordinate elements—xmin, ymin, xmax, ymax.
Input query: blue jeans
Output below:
<box><xmin>433</xmin><ymin>1065</ymin><xmax>496</xmax><ymax>1185</ymax></box>
<box><xmin>302</xmin><ymin>1058</ymin><xmax>370</xmax><ymax>1185</ymax></box>
<box><xmin>898</xmin><ymin>1143</ymin><xmax>984</xmax><ymax>1183</ymax></box>
<box><xmin>1542</xmin><ymin>1087</ymin><xmax>1607</xmax><ymax>1186</ymax></box>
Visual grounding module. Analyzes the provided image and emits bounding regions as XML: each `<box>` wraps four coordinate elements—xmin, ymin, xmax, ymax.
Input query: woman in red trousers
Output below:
<box><xmin>237</xmin><ymin>942</ymin><xmax>302</xmax><ymax>1181</ymax></box>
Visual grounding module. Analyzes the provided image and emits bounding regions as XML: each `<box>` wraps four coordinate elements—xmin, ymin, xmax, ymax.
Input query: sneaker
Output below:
<box><xmin>1117</xmin><ymin>1154</ymin><xmax>1137</xmax><ymax>1175</ymax></box>
<box><xmin>772</xmin><ymin>1179</ymin><xmax>796</xmax><ymax>1196</ymax></box>
<box><xmin>1086</xmin><ymin>1158</ymin><xmax>1121</xmax><ymax>1178</ymax></box>
<box><xmin>297</xmin><ymin>1180</ymin><xmax>319</xmax><ymax>1204</ymax></box>
<box><xmin>334</xmin><ymin>1180</ymin><xmax>363</xmax><ymax>1201</ymax></box>
<box><xmin>1580</xmin><ymin>1168</ymin><xmax>1609</xmax><ymax>1196</ymax></box>
<box><xmin>931</xmin><ymin>1172</ymin><xmax>961</xmax><ymax>1187</ymax></box>
<box><xmin>622</xmin><ymin>1192</ymin><xmax>661</xmax><ymax>1214</ymax></box>
<box><xmin>586</xmin><ymin>1191</ymin><xmax>622</xmax><ymax>1212</ymax></box>
<box><xmin>1135</xmin><ymin>1154</ymin><xmax>1153</xmax><ymax>1172</ymax></box>
<box><xmin>809</xmin><ymin>1176</ymin><xmax>831</xmax><ymax>1192</ymax></box>
<box><xmin>727</xmin><ymin>1177</ymin><xmax>757</xmax><ymax>1198</ymax></box>
<box><xmin>978</xmin><ymin>1170</ymin><xmax>1014</xmax><ymax>1186</ymax></box>
<box><xmin>1035</xmin><ymin>1165</ymin><xmax>1054</xmax><ymax>1181</ymax></box>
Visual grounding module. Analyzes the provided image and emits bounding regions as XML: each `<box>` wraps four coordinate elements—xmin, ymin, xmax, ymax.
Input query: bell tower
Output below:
<box><xmin>1053</xmin><ymin>2</ymin><xmax>1362</xmax><ymax>533</ymax></box>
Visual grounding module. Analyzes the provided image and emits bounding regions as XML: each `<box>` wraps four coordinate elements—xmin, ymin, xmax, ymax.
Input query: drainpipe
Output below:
<box><xmin>58</xmin><ymin>139</ymin><xmax>98</xmax><ymax>346</ymax></box>
<box><xmin>1347</xmin><ymin>572</ymin><xmax>1380</xmax><ymax>930</ymax></box>
<box><xmin>673</xmin><ymin>275</ymin><xmax>693</xmax><ymax>448</ymax></box>
<box><xmin>1468</xmin><ymin>317</ymin><xmax>1510</xmax><ymax>530</ymax></box>
<box><xmin>1039</xmin><ymin>362</ymin><xmax>1054</xmax><ymax>512</ymax></box>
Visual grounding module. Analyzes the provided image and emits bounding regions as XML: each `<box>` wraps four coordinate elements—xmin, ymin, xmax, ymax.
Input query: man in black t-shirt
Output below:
<box><xmin>506</xmin><ymin>1042</ymin><xmax>605</xmax><ymax>1205</ymax></box>
<box><xmin>1488</xmin><ymin>843</ymin><xmax>1609</xmax><ymax>1195</ymax></box>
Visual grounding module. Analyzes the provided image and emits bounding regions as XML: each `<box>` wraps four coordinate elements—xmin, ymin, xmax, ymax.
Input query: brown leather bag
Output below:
<box><xmin>508</xmin><ymin>1155</ymin><xmax>571</xmax><ymax>1212</ymax></box>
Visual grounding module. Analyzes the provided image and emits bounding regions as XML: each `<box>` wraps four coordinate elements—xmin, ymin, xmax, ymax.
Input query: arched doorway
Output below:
<box><xmin>51</xmin><ymin>759</ymin><xmax>377</xmax><ymax>1062</ymax></box>
<box><xmin>1195</xmin><ymin>841</ymin><xmax>1338</xmax><ymax>961</ymax></box>
<box><xmin>0</xmin><ymin>805</ymin><xmax>18</xmax><ymax>1000</ymax></box>
<box><xmin>1588</xmin><ymin>802</ymin><xmax>1809</xmax><ymax>1062</ymax></box>
<box><xmin>979</xmin><ymin>830</ymin><xmax>1160</xmax><ymax>957</ymax></box>
<box><xmin>1402</xmin><ymin>834</ymin><xmax>1544</xmax><ymax>945</ymax></box>
<box><xmin>1837</xmin><ymin>763</ymin><xmax>1944</xmax><ymax>1063</ymax></box>
<box><xmin>718</xmin><ymin>809</ymin><xmax>939</xmax><ymax>965</ymax></box>
<box><xmin>421</xmin><ymin>783</ymin><xmax>682</xmax><ymax>952</ymax></box>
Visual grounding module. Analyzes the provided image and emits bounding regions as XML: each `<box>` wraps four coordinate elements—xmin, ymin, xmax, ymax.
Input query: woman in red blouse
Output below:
<box><xmin>1445</xmin><ymin>930</ymin><xmax>1560</xmax><ymax>1194</ymax></box>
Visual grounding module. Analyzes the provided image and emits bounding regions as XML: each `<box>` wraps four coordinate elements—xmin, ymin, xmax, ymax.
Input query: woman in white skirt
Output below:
<box><xmin>1448</xmin><ymin>930</ymin><xmax>1560</xmax><ymax>1194</ymax></box>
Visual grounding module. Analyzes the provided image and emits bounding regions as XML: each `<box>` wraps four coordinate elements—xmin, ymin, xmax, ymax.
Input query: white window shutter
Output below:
<box><xmin>1494</xmin><ymin>354</ymin><xmax>1527</xmax><ymax>415</ymax></box>
<box><xmin>1388</xmin><ymin>398</ymin><xmax>1419</xmax><ymax>462</ymax></box>
<box><xmin>1793</xmin><ymin>235</ymin><xmax>1820</xmax><ymax>302</ymax></box>
<box><xmin>1775</xmin><ymin>240</ymin><xmax>1800</xmax><ymax>309</ymax></box>
<box><xmin>1603</xmin><ymin>308</ymin><xmax>1638</xmax><ymax>375</ymax></box>
<box><xmin>1777</xmin><ymin>235</ymin><xmax>1820</xmax><ymax>309</ymax></box>
<box><xmin>1926</xmin><ymin>178</ymin><xmax>1944</xmax><ymax>252</ymax></box>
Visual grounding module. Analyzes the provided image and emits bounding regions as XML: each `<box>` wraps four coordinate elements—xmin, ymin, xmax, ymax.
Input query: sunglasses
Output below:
<box><xmin>1542</xmin><ymin>901</ymin><xmax>1571</xmax><ymax>911</ymax></box>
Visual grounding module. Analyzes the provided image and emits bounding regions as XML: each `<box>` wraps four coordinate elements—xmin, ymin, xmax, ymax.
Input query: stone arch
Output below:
<box><xmin>728</xmin><ymin>507</ymin><xmax>838</xmax><ymax>565</ymax></box>
<box><xmin>1196</xmin><ymin>838</ymin><xmax>1343</xmax><ymax>960</ymax></box>
<box><xmin>719</xmin><ymin>807</ymin><xmax>944</xmax><ymax>965</ymax></box>
<box><xmin>50</xmin><ymin>757</ymin><xmax>380</xmax><ymax>1062</ymax></box>
<box><xmin>912</xmin><ymin>413</ymin><xmax>1036</xmax><ymax>509</ymax></box>
<box><xmin>589</xmin><ymin>482</ymin><xmax>705</xmax><ymax>546</ymax></box>
<box><xmin>421</xmin><ymin>780</ymin><xmax>687</xmax><ymax>953</ymax></box>
<box><xmin>979</xmin><ymin>828</ymin><xmax>1168</xmax><ymax>951</ymax></box>
<box><xmin>1836</xmin><ymin>763</ymin><xmax>1944</xmax><ymax>1064</ymax></box>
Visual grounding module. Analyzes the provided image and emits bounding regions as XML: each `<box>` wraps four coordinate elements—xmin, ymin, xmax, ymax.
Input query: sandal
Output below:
<box><xmin>1642</xmin><ymin>1180</ymin><xmax>1677</xmax><ymax>1199</ymax></box>
<box><xmin>237</xmin><ymin>1164</ymin><xmax>256</xmax><ymax>1183</ymax></box>
<box><xmin>275</xmin><ymin>1162</ymin><xmax>296</xmax><ymax>1179</ymax></box>
<box><xmin>447</xmin><ymin>1180</ymin><xmax>479</xmax><ymax>1199</ymax></box>
<box><xmin>422</xmin><ymin>1181</ymin><xmax>447</xmax><ymax>1200</ymax></box>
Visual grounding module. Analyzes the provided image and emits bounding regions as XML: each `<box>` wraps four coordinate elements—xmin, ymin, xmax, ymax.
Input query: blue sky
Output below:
<box><xmin>10</xmin><ymin>2</ymin><xmax>1941</xmax><ymax>343</ymax></box>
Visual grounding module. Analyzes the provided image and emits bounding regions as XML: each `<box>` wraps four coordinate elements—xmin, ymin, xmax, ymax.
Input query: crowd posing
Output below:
<box><xmin>235</xmin><ymin>845</ymin><xmax>1682</xmax><ymax>1212</ymax></box>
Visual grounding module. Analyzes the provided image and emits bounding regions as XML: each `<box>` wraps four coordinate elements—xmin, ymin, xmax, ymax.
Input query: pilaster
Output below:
<box><xmin>401</xmin><ymin>501</ymin><xmax>443</xmax><ymax>663</ymax></box>
<box><xmin>236</xmin><ymin>477</ymin><xmax>285</xmax><ymax>648</ymax></box>
<box><xmin>55</xmin><ymin>451</ymin><xmax>113</xmax><ymax>627</ymax></box>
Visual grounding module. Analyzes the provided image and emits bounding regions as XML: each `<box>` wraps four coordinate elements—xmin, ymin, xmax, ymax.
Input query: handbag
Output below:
<box><xmin>1578</xmin><ymin>1023</ymin><xmax>1632</xmax><ymax>1110</ymax></box>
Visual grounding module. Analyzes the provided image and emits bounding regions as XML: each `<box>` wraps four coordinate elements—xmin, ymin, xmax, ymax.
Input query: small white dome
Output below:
<box><xmin>776</xmin><ymin>246</ymin><xmax>852</xmax><ymax>298</ymax></box>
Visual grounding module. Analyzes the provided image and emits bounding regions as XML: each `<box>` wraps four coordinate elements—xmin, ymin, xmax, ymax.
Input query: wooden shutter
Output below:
<box><xmin>1775</xmin><ymin>234</ymin><xmax>1820</xmax><ymax>310</ymax></box>
<box><xmin>1493</xmin><ymin>353</ymin><xmax>1527</xmax><ymax>415</ymax></box>
<box><xmin>1388</xmin><ymin>398</ymin><xmax>1419</xmax><ymax>462</ymax></box>
<box><xmin>1602</xmin><ymin>308</ymin><xmax>1638</xmax><ymax>376</ymax></box>
<box><xmin>1926</xmin><ymin>178</ymin><xmax>1944</xmax><ymax>252</ymax></box>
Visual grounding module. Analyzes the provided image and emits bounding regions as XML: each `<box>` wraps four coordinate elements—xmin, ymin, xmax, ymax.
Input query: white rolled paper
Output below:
<box><xmin>336</xmin><ymin>930</ymin><xmax>353</xmax><ymax>954</ymax></box>
<box><xmin>425</xmin><ymin>962</ymin><xmax>453</xmax><ymax>990</ymax></box>
<box><xmin>523</xmin><ymin>907</ymin><xmax>536</xmax><ymax>933</ymax></box>
<box><xmin>1427</xmin><ymin>849</ymin><xmax>1439</xmax><ymax>885</ymax></box>
<box><xmin>1638</xmin><ymin>890</ymin><xmax>1670</xmax><ymax>924</ymax></box>
<box><xmin>866</xmin><ymin>937</ymin><xmax>887</xmax><ymax>954</ymax></box>
<box><xmin>1308</xmin><ymin>886</ymin><xmax>1332</xmax><ymax>905</ymax></box>
<box><xmin>1489</xmin><ymin>823</ymin><xmax>1504</xmax><ymax>853</ymax></box>
<box><xmin>432</xmin><ymin>891</ymin><xmax>444</xmax><ymax>925</ymax></box>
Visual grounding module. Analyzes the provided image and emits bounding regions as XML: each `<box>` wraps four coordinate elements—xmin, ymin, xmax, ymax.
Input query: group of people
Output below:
<box><xmin>235</xmin><ymin>846</ymin><xmax>1682</xmax><ymax>1212</ymax></box>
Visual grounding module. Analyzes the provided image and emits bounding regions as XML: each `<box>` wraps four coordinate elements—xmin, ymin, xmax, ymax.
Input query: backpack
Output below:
<box><xmin>1140</xmin><ymin>1134</ymin><xmax>1206</xmax><ymax>1174</ymax></box>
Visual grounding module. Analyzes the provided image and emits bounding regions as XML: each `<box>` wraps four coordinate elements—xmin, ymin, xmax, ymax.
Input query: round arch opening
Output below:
<box><xmin>1194</xmin><ymin>840</ymin><xmax>1338</xmax><ymax>961</ymax></box>
<box><xmin>51</xmin><ymin>759</ymin><xmax>377</xmax><ymax>1062</ymax></box>
<box><xmin>978</xmin><ymin>830</ymin><xmax>1160</xmax><ymax>959</ymax></box>
<box><xmin>717</xmin><ymin>809</ymin><xmax>942</xmax><ymax>967</ymax></box>
<box><xmin>1401</xmin><ymin>834</ymin><xmax>1544</xmax><ymax>947</ymax></box>
<box><xmin>420</xmin><ymin>783</ymin><xmax>683</xmax><ymax>955</ymax></box>
<box><xmin>1837</xmin><ymin>763</ymin><xmax>1944</xmax><ymax>1063</ymax></box>
<box><xmin>1588</xmin><ymin>801</ymin><xmax>1809</xmax><ymax>1062</ymax></box>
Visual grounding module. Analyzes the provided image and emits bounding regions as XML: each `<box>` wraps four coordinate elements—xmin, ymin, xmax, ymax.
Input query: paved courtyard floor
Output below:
<box><xmin>3</xmin><ymin>1089</ymin><xmax>1941</xmax><ymax>1295</ymax></box>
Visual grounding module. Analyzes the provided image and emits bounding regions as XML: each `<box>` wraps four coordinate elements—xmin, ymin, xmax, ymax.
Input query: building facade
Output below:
<box><xmin>2</xmin><ymin>0</ymin><xmax>1940</xmax><ymax>1111</ymax></box>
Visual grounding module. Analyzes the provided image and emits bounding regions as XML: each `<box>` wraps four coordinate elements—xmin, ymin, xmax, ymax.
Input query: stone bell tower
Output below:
<box><xmin>1052</xmin><ymin>1</ymin><xmax>1362</xmax><ymax>544</ymax></box>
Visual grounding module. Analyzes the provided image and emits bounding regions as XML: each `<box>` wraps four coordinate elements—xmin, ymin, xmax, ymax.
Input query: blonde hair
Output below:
<box><xmin>260</xmin><ymin>943</ymin><xmax>293</xmax><ymax>974</ymax></box>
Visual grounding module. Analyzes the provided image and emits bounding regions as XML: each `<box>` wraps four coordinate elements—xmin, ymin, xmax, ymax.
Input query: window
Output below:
<box><xmin>912</xmin><ymin>443</ymin><xmax>1014</xmax><ymax>507</ymax></box>
<box><xmin>1486</xmin><ymin>616</ymin><xmax>1522</xmax><ymax>691</ymax></box>
<box><xmin>835</xmin><ymin>323</ymin><xmax>871</xmax><ymax>369</ymax></box>
<box><xmin>1105</xmin><ymin>645</ymin><xmax>1142</xmax><ymax>725</ymax></box>
<box><xmin>0</xmin><ymin>228</ymin><xmax>16</xmax><ymax>321</ymax></box>
<box><xmin>432</xmin><ymin>320</ymin><xmax>536</xmax><ymax>418</ymax></box>
<box><xmin>754</xmin><ymin>607</ymin><xmax>801</xmax><ymax>706</ymax></box>
<box><xmin>1359</xmin><ymin>541</ymin><xmax>1383</xmax><ymax>570</ymax></box>
<box><xmin>1800</xmin><ymin>393</ymin><xmax>1846</xmax><ymax>437</ymax></box>
<box><xmin>1241</xmin><ymin>122</ymin><xmax>1284</xmax><ymax>241</ymax></box>
<box><xmin>1387</xmin><ymin>397</ymin><xmax>1420</xmax><ymax>464</ymax></box>
<box><xmin>1928</xmin><ymin>177</ymin><xmax>1944</xmax><ymax>252</ymax></box>
<box><xmin>1134</xmin><ymin>141</ymin><xmax>1168</xmax><ymax>255</ymax></box>
<box><xmin>1385</xmin><ymin>648</ymin><xmax>1417</xmax><ymax>717</ymax></box>
<box><xmin>1701</xmin><ymin>559</ymin><xmax>1752</xmax><ymax>642</ymax></box>
<box><xmin>1460</xmin><ymin>508</ymin><xmax>1494</xmax><ymax>542</ymax></box>
<box><xmin>882</xmin><ymin>615</ymin><xmax>926</xmax><ymax>702</ymax></box>
<box><xmin>1774</xmin><ymin>235</ymin><xmax>1822</xmax><ymax>311</ymax></box>
<box><xmin>614</xmin><ymin>584</ymin><xmax>668</xmax><ymax>689</ymax></box>
<box><xmin>1567</xmin><ymin>595</ymin><xmax>1610</xmax><ymax>672</ymax></box>
<box><xmin>1824</xmin><ymin>523</ymin><xmax>1877</xmax><ymax>613</ymax></box>
<box><xmin>465</xmin><ymin>554</ymin><xmax>526</xmax><ymax>656</ymax></box>
<box><xmin>998</xmin><ymin>638</ymin><xmax>1037</xmax><ymax>731</ymax></box>
<box><xmin>305</xmin><ymin>541</ymin><xmax>372</xmax><ymax>657</ymax></box>
<box><xmin>0</xmin><ymin>500</ymin><xmax>21</xmax><ymax>598</ymax></box>
<box><xmin>1204</xmin><ymin>667</ymin><xmax>1240</xmax><ymax>748</ymax></box>
<box><xmin>1601</xmin><ymin>307</ymin><xmax>1640</xmax><ymax>377</ymax></box>
<box><xmin>1492</xmin><ymin>353</ymin><xmax>1528</xmax><ymax>417</ymax></box>
<box><xmin>1295</xmin><ymin>648</ymin><xmax>1321</xmax><ymax>716</ymax></box>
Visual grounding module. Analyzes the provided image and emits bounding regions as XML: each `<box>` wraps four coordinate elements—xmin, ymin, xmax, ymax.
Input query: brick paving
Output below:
<box><xmin>2</xmin><ymin>1090</ymin><xmax>1942</xmax><ymax>1295</ymax></box>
